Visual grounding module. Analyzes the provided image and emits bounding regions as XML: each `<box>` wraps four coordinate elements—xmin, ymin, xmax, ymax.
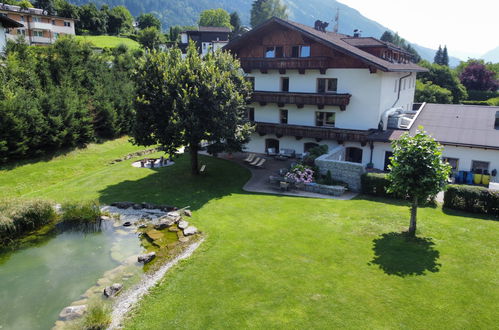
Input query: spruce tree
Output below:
<box><xmin>441</xmin><ymin>46</ymin><xmax>449</xmax><ymax>66</ymax></box>
<box><xmin>434</xmin><ymin>45</ymin><xmax>442</xmax><ymax>64</ymax></box>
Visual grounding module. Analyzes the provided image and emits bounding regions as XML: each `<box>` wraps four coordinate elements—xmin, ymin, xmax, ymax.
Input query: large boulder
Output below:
<box><xmin>183</xmin><ymin>226</ymin><xmax>198</xmax><ymax>236</ymax></box>
<box><xmin>103</xmin><ymin>283</ymin><xmax>123</xmax><ymax>298</ymax></box>
<box><xmin>138</xmin><ymin>252</ymin><xmax>156</xmax><ymax>264</ymax></box>
<box><xmin>154</xmin><ymin>216</ymin><xmax>176</xmax><ymax>229</ymax></box>
<box><xmin>184</xmin><ymin>210</ymin><xmax>192</xmax><ymax>217</ymax></box>
<box><xmin>178</xmin><ymin>220</ymin><xmax>189</xmax><ymax>230</ymax></box>
<box><xmin>59</xmin><ymin>305</ymin><xmax>87</xmax><ymax>321</ymax></box>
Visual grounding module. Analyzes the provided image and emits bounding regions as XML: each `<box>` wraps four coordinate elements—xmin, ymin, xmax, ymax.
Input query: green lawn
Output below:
<box><xmin>75</xmin><ymin>35</ymin><xmax>141</xmax><ymax>50</ymax></box>
<box><xmin>1</xmin><ymin>139</ymin><xmax>498</xmax><ymax>329</ymax></box>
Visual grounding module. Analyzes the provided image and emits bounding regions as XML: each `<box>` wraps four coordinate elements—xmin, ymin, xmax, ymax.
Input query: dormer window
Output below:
<box><xmin>265</xmin><ymin>46</ymin><xmax>283</xmax><ymax>58</ymax></box>
<box><xmin>291</xmin><ymin>45</ymin><xmax>311</xmax><ymax>58</ymax></box>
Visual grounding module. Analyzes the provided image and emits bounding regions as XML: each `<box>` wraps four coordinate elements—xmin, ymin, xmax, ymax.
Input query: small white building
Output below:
<box><xmin>0</xmin><ymin>14</ymin><xmax>23</xmax><ymax>52</ymax></box>
<box><xmin>178</xmin><ymin>26</ymin><xmax>231</xmax><ymax>57</ymax></box>
<box><xmin>224</xmin><ymin>17</ymin><xmax>499</xmax><ymax>183</ymax></box>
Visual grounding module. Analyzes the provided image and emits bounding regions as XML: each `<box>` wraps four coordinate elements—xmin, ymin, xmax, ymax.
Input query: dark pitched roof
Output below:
<box><xmin>187</xmin><ymin>26</ymin><xmax>231</xmax><ymax>33</ymax></box>
<box><xmin>368</xmin><ymin>104</ymin><xmax>499</xmax><ymax>150</ymax></box>
<box><xmin>409</xmin><ymin>103</ymin><xmax>499</xmax><ymax>149</ymax></box>
<box><xmin>342</xmin><ymin>37</ymin><xmax>411</xmax><ymax>55</ymax></box>
<box><xmin>224</xmin><ymin>17</ymin><xmax>427</xmax><ymax>73</ymax></box>
<box><xmin>0</xmin><ymin>14</ymin><xmax>23</xmax><ymax>28</ymax></box>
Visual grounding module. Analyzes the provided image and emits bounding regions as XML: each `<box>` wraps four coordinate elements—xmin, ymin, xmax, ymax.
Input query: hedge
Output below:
<box><xmin>443</xmin><ymin>185</ymin><xmax>499</xmax><ymax>216</ymax></box>
<box><xmin>361</xmin><ymin>173</ymin><xmax>393</xmax><ymax>198</ymax></box>
<box><xmin>467</xmin><ymin>90</ymin><xmax>499</xmax><ymax>101</ymax></box>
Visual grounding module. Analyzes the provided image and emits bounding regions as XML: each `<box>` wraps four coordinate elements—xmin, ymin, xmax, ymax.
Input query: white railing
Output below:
<box><xmin>30</xmin><ymin>21</ymin><xmax>53</xmax><ymax>30</ymax></box>
<box><xmin>31</xmin><ymin>36</ymin><xmax>51</xmax><ymax>44</ymax></box>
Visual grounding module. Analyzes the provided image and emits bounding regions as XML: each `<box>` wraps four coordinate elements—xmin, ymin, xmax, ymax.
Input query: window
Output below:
<box><xmin>471</xmin><ymin>161</ymin><xmax>489</xmax><ymax>172</ymax></box>
<box><xmin>291</xmin><ymin>45</ymin><xmax>311</xmax><ymax>58</ymax></box>
<box><xmin>33</xmin><ymin>16</ymin><xmax>41</xmax><ymax>23</ymax></box>
<box><xmin>265</xmin><ymin>46</ymin><xmax>283</xmax><ymax>58</ymax></box>
<box><xmin>495</xmin><ymin>111</ymin><xmax>499</xmax><ymax>129</ymax></box>
<box><xmin>317</xmin><ymin>78</ymin><xmax>337</xmax><ymax>93</ymax></box>
<box><xmin>280</xmin><ymin>109</ymin><xmax>288</xmax><ymax>124</ymax></box>
<box><xmin>443</xmin><ymin>157</ymin><xmax>459</xmax><ymax>171</ymax></box>
<box><xmin>280</xmin><ymin>77</ymin><xmax>289</xmax><ymax>92</ymax></box>
<box><xmin>52</xmin><ymin>20</ymin><xmax>56</xmax><ymax>25</ymax></box>
<box><xmin>17</xmin><ymin>29</ymin><xmax>26</xmax><ymax>36</ymax></box>
<box><xmin>315</xmin><ymin>112</ymin><xmax>335</xmax><ymax>127</ymax></box>
<box><xmin>246</xmin><ymin>108</ymin><xmax>255</xmax><ymax>122</ymax></box>
<box><xmin>20</xmin><ymin>15</ymin><xmax>24</xmax><ymax>22</ymax></box>
<box><xmin>53</xmin><ymin>32</ymin><xmax>59</xmax><ymax>39</ymax></box>
<box><xmin>33</xmin><ymin>30</ymin><xmax>43</xmax><ymax>37</ymax></box>
<box><xmin>245</xmin><ymin>77</ymin><xmax>255</xmax><ymax>90</ymax></box>
<box><xmin>64</xmin><ymin>21</ymin><xmax>71</xmax><ymax>27</ymax></box>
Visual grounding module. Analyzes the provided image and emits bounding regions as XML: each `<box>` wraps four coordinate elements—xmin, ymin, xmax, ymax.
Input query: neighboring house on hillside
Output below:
<box><xmin>0</xmin><ymin>2</ymin><xmax>75</xmax><ymax>45</ymax></box>
<box><xmin>224</xmin><ymin>17</ymin><xmax>499</xmax><ymax>180</ymax></box>
<box><xmin>178</xmin><ymin>26</ymin><xmax>231</xmax><ymax>57</ymax></box>
<box><xmin>0</xmin><ymin>13</ymin><xmax>22</xmax><ymax>52</ymax></box>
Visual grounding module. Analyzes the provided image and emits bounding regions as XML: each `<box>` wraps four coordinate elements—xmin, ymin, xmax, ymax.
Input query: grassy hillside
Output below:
<box><xmin>1</xmin><ymin>138</ymin><xmax>498</xmax><ymax>328</ymax></box>
<box><xmin>75</xmin><ymin>35</ymin><xmax>141</xmax><ymax>49</ymax></box>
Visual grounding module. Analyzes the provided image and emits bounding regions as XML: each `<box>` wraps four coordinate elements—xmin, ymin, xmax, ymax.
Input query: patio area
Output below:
<box><xmin>221</xmin><ymin>153</ymin><xmax>357</xmax><ymax>200</ymax></box>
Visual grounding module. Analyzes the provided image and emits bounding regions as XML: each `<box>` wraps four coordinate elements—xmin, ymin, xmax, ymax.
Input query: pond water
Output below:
<box><xmin>0</xmin><ymin>222</ymin><xmax>143</xmax><ymax>330</ymax></box>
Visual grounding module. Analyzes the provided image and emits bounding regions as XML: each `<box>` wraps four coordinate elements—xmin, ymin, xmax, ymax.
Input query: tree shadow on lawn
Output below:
<box><xmin>353</xmin><ymin>194</ymin><xmax>438</xmax><ymax>209</ymax></box>
<box><xmin>97</xmin><ymin>154</ymin><xmax>252</xmax><ymax>211</ymax></box>
<box><xmin>369</xmin><ymin>232</ymin><xmax>441</xmax><ymax>277</ymax></box>
<box><xmin>442</xmin><ymin>207</ymin><xmax>498</xmax><ymax>222</ymax></box>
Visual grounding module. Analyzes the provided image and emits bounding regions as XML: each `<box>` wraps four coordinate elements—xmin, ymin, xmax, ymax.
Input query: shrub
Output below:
<box><xmin>0</xmin><ymin>199</ymin><xmax>56</xmax><ymax>244</ymax></box>
<box><xmin>467</xmin><ymin>90</ymin><xmax>498</xmax><ymax>101</ymax></box>
<box><xmin>81</xmin><ymin>302</ymin><xmax>111</xmax><ymax>330</ymax></box>
<box><xmin>443</xmin><ymin>185</ymin><xmax>499</xmax><ymax>215</ymax></box>
<box><xmin>361</xmin><ymin>173</ymin><xmax>393</xmax><ymax>198</ymax></box>
<box><xmin>461</xmin><ymin>100</ymin><xmax>490</xmax><ymax>106</ymax></box>
<box><xmin>60</xmin><ymin>201</ymin><xmax>101</xmax><ymax>224</ymax></box>
<box><xmin>285</xmin><ymin>164</ymin><xmax>314</xmax><ymax>183</ymax></box>
<box><xmin>303</xmin><ymin>145</ymin><xmax>328</xmax><ymax>166</ymax></box>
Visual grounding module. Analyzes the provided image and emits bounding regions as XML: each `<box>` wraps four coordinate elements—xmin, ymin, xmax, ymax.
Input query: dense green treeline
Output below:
<box><xmin>0</xmin><ymin>38</ymin><xmax>138</xmax><ymax>163</ymax></box>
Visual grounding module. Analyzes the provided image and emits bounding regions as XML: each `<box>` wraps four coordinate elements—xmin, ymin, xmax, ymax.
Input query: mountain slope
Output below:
<box><xmin>68</xmin><ymin>0</ymin><xmax>460</xmax><ymax>65</ymax></box>
<box><xmin>482</xmin><ymin>46</ymin><xmax>499</xmax><ymax>63</ymax></box>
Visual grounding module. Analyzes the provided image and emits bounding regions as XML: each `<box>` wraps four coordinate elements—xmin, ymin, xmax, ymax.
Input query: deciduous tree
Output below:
<box><xmin>132</xmin><ymin>43</ymin><xmax>253</xmax><ymax>174</ymax></box>
<box><xmin>415</xmin><ymin>80</ymin><xmax>453</xmax><ymax>104</ymax></box>
<box><xmin>459</xmin><ymin>61</ymin><xmax>498</xmax><ymax>92</ymax></box>
<box><xmin>198</xmin><ymin>8</ymin><xmax>232</xmax><ymax>29</ymax></box>
<box><xmin>387</xmin><ymin>129</ymin><xmax>451</xmax><ymax>237</ymax></box>
<box><xmin>418</xmin><ymin>60</ymin><xmax>468</xmax><ymax>103</ymax></box>
<box><xmin>136</xmin><ymin>13</ymin><xmax>161</xmax><ymax>31</ymax></box>
<box><xmin>250</xmin><ymin>0</ymin><xmax>288</xmax><ymax>28</ymax></box>
<box><xmin>137</xmin><ymin>27</ymin><xmax>164</xmax><ymax>50</ymax></box>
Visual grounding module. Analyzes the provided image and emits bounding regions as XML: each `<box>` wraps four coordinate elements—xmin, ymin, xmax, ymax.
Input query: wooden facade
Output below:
<box><xmin>252</xmin><ymin>91</ymin><xmax>351</xmax><ymax>110</ymax></box>
<box><xmin>255</xmin><ymin>122</ymin><xmax>371</xmax><ymax>143</ymax></box>
<box><xmin>235</xmin><ymin>26</ymin><xmax>369</xmax><ymax>71</ymax></box>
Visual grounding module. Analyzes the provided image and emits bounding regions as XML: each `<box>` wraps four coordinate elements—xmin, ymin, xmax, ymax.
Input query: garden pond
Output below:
<box><xmin>0</xmin><ymin>206</ymin><xmax>196</xmax><ymax>330</ymax></box>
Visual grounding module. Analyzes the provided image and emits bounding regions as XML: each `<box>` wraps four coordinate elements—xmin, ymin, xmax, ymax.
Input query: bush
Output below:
<box><xmin>0</xmin><ymin>199</ymin><xmax>56</xmax><ymax>244</ymax></box>
<box><xmin>81</xmin><ymin>302</ymin><xmax>111</xmax><ymax>330</ymax></box>
<box><xmin>467</xmin><ymin>90</ymin><xmax>499</xmax><ymax>101</ymax></box>
<box><xmin>60</xmin><ymin>201</ymin><xmax>101</xmax><ymax>224</ymax></box>
<box><xmin>303</xmin><ymin>145</ymin><xmax>328</xmax><ymax>166</ymax></box>
<box><xmin>443</xmin><ymin>185</ymin><xmax>499</xmax><ymax>215</ymax></box>
<box><xmin>361</xmin><ymin>173</ymin><xmax>393</xmax><ymax>198</ymax></box>
<box><xmin>461</xmin><ymin>100</ymin><xmax>491</xmax><ymax>106</ymax></box>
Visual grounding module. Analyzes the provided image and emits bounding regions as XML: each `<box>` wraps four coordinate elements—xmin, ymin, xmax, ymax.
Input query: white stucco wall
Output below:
<box><xmin>371</xmin><ymin>142</ymin><xmax>499</xmax><ymax>181</ymax></box>
<box><xmin>0</xmin><ymin>25</ymin><xmax>7</xmax><ymax>53</ymax></box>
<box><xmin>249</xmin><ymin>68</ymin><xmax>416</xmax><ymax>131</ymax></box>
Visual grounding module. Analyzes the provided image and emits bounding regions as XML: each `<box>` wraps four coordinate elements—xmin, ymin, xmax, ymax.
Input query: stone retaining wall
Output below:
<box><xmin>315</xmin><ymin>154</ymin><xmax>366</xmax><ymax>192</ymax></box>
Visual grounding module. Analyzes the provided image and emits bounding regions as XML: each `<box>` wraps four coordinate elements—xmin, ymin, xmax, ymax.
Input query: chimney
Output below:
<box><xmin>353</xmin><ymin>29</ymin><xmax>361</xmax><ymax>38</ymax></box>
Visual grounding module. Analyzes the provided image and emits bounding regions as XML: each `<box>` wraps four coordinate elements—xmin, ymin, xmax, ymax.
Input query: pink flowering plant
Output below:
<box><xmin>285</xmin><ymin>164</ymin><xmax>314</xmax><ymax>183</ymax></box>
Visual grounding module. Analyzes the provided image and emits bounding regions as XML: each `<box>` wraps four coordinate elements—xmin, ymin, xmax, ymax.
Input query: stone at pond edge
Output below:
<box><xmin>144</xmin><ymin>229</ymin><xmax>164</xmax><ymax>241</ymax></box>
<box><xmin>103</xmin><ymin>283</ymin><xmax>123</xmax><ymax>298</ymax></box>
<box><xmin>100</xmin><ymin>215</ymin><xmax>111</xmax><ymax>221</ymax></box>
<box><xmin>154</xmin><ymin>217</ymin><xmax>175</xmax><ymax>229</ymax></box>
<box><xmin>138</xmin><ymin>252</ymin><xmax>156</xmax><ymax>264</ymax></box>
<box><xmin>183</xmin><ymin>226</ymin><xmax>198</xmax><ymax>236</ymax></box>
<box><xmin>111</xmin><ymin>201</ymin><xmax>135</xmax><ymax>209</ymax></box>
<box><xmin>59</xmin><ymin>305</ymin><xmax>87</xmax><ymax>321</ymax></box>
<box><xmin>184</xmin><ymin>210</ymin><xmax>192</xmax><ymax>217</ymax></box>
<box><xmin>178</xmin><ymin>220</ymin><xmax>189</xmax><ymax>230</ymax></box>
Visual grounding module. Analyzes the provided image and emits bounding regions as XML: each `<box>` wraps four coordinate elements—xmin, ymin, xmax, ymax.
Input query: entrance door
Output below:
<box><xmin>384</xmin><ymin>151</ymin><xmax>393</xmax><ymax>171</ymax></box>
<box><xmin>345</xmin><ymin>147</ymin><xmax>363</xmax><ymax>163</ymax></box>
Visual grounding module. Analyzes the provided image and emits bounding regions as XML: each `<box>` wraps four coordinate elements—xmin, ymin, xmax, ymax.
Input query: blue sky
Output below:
<box><xmin>339</xmin><ymin>0</ymin><xmax>499</xmax><ymax>59</ymax></box>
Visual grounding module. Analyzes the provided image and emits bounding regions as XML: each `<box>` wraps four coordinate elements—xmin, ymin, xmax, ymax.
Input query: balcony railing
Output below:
<box><xmin>255</xmin><ymin>122</ymin><xmax>370</xmax><ymax>143</ymax></box>
<box><xmin>240</xmin><ymin>57</ymin><xmax>334</xmax><ymax>74</ymax></box>
<box><xmin>251</xmin><ymin>91</ymin><xmax>351</xmax><ymax>110</ymax></box>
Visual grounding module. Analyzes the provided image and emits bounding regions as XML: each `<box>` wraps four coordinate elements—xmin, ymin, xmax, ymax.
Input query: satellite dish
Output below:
<box><xmin>43</xmin><ymin>10</ymin><xmax>48</xmax><ymax>15</ymax></box>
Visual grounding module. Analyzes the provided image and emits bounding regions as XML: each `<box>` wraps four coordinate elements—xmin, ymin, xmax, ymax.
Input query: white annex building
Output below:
<box><xmin>224</xmin><ymin>17</ymin><xmax>499</xmax><ymax>181</ymax></box>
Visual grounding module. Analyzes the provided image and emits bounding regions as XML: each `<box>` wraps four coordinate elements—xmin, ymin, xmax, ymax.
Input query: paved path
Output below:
<box><xmin>221</xmin><ymin>153</ymin><xmax>358</xmax><ymax>200</ymax></box>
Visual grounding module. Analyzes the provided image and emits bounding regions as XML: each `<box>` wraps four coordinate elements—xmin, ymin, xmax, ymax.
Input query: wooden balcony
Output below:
<box><xmin>255</xmin><ymin>122</ymin><xmax>370</xmax><ymax>143</ymax></box>
<box><xmin>251</xmin><ymin>91</ymin><xmax>351</xmax><ymax>111</ymax></box>
<box><xmin>240</xmin><ymin>57</ymin><xmax>334</xmax><ymax>74</ymax></box>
